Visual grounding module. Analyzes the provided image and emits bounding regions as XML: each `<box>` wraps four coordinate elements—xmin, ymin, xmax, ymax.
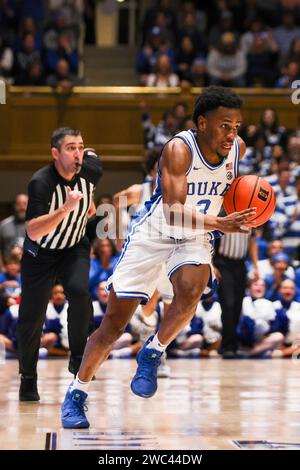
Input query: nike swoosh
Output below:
<box><xmin>193</xmin><ymin>167</ymin><xmax>201</xmax><ymax>170</ymax></box>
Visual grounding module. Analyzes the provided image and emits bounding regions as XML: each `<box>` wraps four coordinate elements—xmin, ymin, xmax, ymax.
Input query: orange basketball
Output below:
<box><xmin>223</xmin><ymin>175</ymin><xmax>276</xmax><ymax>227</ymax></box>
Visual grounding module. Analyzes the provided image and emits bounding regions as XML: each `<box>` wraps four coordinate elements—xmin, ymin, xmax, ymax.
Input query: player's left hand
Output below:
<box><xmin>217</xmin><ymin>207</ymin><xmax>257</xmax><ymax>233</ymax></box>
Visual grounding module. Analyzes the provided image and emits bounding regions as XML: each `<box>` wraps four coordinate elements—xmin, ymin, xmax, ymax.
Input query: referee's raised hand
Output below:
<box><xmin>63</xmin><ymin>186</ymin><xmax>83</xmax><ymax>213</ymax></box>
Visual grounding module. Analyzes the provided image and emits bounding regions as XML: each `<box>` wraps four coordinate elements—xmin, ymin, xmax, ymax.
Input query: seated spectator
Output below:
<box><xmin>14</xmin><ymin>16</ymin><xmax>43</xmax><ymax>52</ymax></box>
<box><xmin>136</xmin><ymin>26</ymin><xmax>175</xmax><ymax>85</ymax></box>
<box><xmin>167</xmin><ymin>296</ymin><xmax>222</xmax><ymax>358</ymax></box>
<box><xmin>0</xmin><ymin>33</ymin><xmax>13</xmax><ymax>81</ymax></box>
<box><xmin>287</xmin><ymin>132</ymin><xmax>300</xmax><ymax>167</ymax></box>
<box><xmin>255</xmin><ymin>223</ymin><xmax>274</xmax><ymax>261</ymax></box>
<box><xmin>240</xmin><ymin>17</ymin><xmax>271</xmax><ymax>54</ymax></box>
<box><xmin>152</xmin><ymin>10</ymin><xmax>176</xmax><ymax>48</ymax></box>
<box><xmin>0</xmin><ymin>302</ymin><xmax>19</xmax><ymax>353</ymax></box>
<box><xmin>246</xmin><ymin>32</ymin><xmax>279</xmax><ymax>87</ymax></box>
<box><xmin>178</xmin><ymin>1</ymin><xmax>206</xmax><ymax>34</ymax></box>
<box><xmin>19</xmin><ymin>0</ymin><xmax>44</xmax><ymax>27</ymax></box>
<box><xmin>189</xmin><ymin>57</ymin><xmax>207</xmax><ymax>87</ymax></box>
<box><xmin>172</xmin><ymin>101</ymin><xmax>188</xmax><ymax>121</ymax></box>
<box><xmin>207</xmin><ymin>32</ymin><xmax>246</xmax><ymax>87</ymax></box>
<box><xmin>178</xmin><ymin>11</ymin><xmax>207</xmax><ymax>55</ymax></box>
<box><xmin>14</xmin><ymin>59</ymin><xmax>45</xmax><ymax>85</ymax></box>
<box><xmin>46</xmin><ymin>57</ymin><xmax>79</xmax><ymax>89</ymax></box>
<box><xmin>43</xmin><ymin>284</ymin><xmax>69</xmax><ymax>354</ymax></box>
<box><xmin>208</xmin><ymin>10</ymin><xmax>239</xmax><ymax>49</ymax></box>
<box><xmin>0</xmin><ymin>0</ymin><xmax>18</xmax><ymax>46</ymax></box>
<box><xmin>9</xmin><ymin>245</ymin><xmax>23</xmax><ymax>262</ymax></box>
<box><xmin>177</xmin><ymin>114</ymin><xmax>196</xmax><ymax>132</ymax></box>
<box><xmin>0</xmin><ymin>284</ymin><xmax>68</xmax><ymax>356</ymax></box>
<box><xmin>89</xmin><ymin>239</ymin><xmax>119</xmax><ymax>300</ymax></box>
<box><xmin>176</xmin><ymin>35</ymin><xmax>200</xmax><ymax>84</ymax></box>
<box><xmin>13</xmin><ymin>32</ymin><xmax>41</xmax><ymax>85</ymax></box>
<box><xmin>237</xmin><ymin>279</ymin><xmax>284</xmax><ymax>357</ymax></box>
<box><xmin>275</xmin><ymin>60</ymin><xmax>300</xmax><ymax>88</ymax></box>
<box><xmin>257</xmin><ymin>240</ymin><xmax>295</xmax><ymax>280</ymax></box>
<box><xmin>271</xmin><ymin>174</ymin><xmax>300</xmax><ymax>258</ymax></box>
<box><xmin>272</xmin><ymin>279</ymin><xmax>300</xmax><ymax>357</ymax></box>
<box><xmin>146</xmin><ymin>53</ymin><xmax>179</xmax><ymax>87</ymax></box>
<box><xmin>238</xmin><ymin>132</ymin><xmax>271</xmax><ymax>176</ymax></box>
<box><xmin>265</xmin><ymin>253</ymin><xmax>297</xmax><ymax>301</ymax></box>
<box><xmin>285</xmin><ymin>36</ymin><xmax>300</xmax><ymax>65</ymax></box>
<box><xmin>273</xmin><ymin>10</ymin><xmax>300</xmax><ymax>66</ymax></box>
<box><xmin>0</xmin><ymin>255</ymin><xmax>21</xmax><ymax>303</ymax></box>
<box><xmin>140</xmin><ymin>106</ymin><xmax>178</xmax><ymax>150</ymax></box>
<box><xmin>45</xmin><ymin>31</ymin><xmax>78</xmax><ymax>75</ymax></box>
<box><xmin>141</xmin><ymin>0</ymin><xmax>177</xmax><ymax>45</ymax></box>
<box><xmin>43</xmin><ymin>9</ymin><xmax>77</xmax><ymax>51</ymax></box>
<box><xmin>258</xmin><ymin>108</ymin><xmax>287</xmax><ymax>147</ymax></box>
<box><xmin>0</xmin><ymin>193</ymin><xmax>27</xmax><ymax>269</ymax></box>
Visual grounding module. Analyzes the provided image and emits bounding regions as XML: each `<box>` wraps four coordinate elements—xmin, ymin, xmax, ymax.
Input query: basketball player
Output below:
<box><xmin>113</xmin><ymin>149</ymin><xmax>171</xmax><ymax>376</ymax></box>
<box><xmin>61</xmin><ymin>86</ymin><xmax>256</xmax><ymax>428</ymax></box>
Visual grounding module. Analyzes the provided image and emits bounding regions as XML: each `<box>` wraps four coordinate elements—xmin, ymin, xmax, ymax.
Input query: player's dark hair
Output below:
<box><xmin>192</xmin><ymin>86</ymin><xmax>243</xmax><ymax>125</ymax></box>
<box><xmin>51</xmin><ymin>127</ymin><xmax>81</xmax><ymax>150</ymax></box>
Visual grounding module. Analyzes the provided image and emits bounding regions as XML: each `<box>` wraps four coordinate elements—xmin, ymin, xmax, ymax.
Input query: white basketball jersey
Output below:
<box><xmin>137</xmin><ymin>129</ymin><xmax>240</xmax><ymax>239</ymax></box>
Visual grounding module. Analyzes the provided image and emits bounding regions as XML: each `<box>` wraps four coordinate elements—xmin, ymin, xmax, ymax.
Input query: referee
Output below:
<box><xmin>214</xmin><ymin>231</ymin><xmax>259</xmax><ymax>358</ymax></box>
<box><xmin>17</xmin><ymin>127</ymin><xmax>102</xmax><ymax>401</ymax></box>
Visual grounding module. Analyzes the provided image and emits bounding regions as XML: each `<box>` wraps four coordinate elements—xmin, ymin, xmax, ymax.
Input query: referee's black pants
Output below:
<box><xmin>17</xmin><ymin>237</ymin><xmax>93</xmax><ymax>377</ymax></box>
<box><xmin>214</xmin><ymin>256</ymin><xmax>247</xmax><ymax>352</ymax></box>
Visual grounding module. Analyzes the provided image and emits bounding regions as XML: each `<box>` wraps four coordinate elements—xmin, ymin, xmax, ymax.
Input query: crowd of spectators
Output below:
<box><xmin>136</xmin><ymin>0</ymin><xmax>300</xmax><ymax>88</ymax></box>
<box><xmin>0</xmin><ymin>0</ymin><xmax>82</xmax><ymax>88</ymax></box>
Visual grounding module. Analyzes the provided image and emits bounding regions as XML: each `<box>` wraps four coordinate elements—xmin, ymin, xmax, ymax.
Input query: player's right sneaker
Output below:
<box><xmin>61</xmin><ymin>388</ymin><xmax>90</xmax><ymax>429</ymax></box>
<box><xmin>130</xmin><ymin>336</ymin><xmax>162</xmax><ymax>398</ymax></box>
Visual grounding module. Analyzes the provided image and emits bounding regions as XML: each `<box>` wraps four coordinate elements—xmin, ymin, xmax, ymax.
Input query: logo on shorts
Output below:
<box><xmin>226</xmin><ymin>171</ymin><xmax>233</xmax><ymax>180</ymax></box>
<box><xmin>258</xmin><ymin>187</ymin><xmax>269</xmax><ymax>202</ymax></box>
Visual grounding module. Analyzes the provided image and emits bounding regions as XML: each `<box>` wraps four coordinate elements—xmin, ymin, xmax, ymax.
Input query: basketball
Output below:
<box><xmin>223</xmin><ymin>175</ymin><xmax>276</xmax><ymax>227</ymax></box>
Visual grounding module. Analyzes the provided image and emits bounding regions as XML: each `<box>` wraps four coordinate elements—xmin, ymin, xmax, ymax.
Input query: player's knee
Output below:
<box><xmin>174</xmin><ymin>281</ymin><xmax>204</xmax><ymax>307</ymax></box>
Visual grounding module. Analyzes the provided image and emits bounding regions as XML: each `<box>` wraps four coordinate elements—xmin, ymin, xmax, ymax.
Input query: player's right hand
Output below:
<box><xmin>216</xmin><ymin>207</ymin><xmax>257</xmax><ymax>233</ymax></box>
<box><xmin>63</xmin><ymin>186</ymin><xmax>83</xmax><ymax>213</ymax></box>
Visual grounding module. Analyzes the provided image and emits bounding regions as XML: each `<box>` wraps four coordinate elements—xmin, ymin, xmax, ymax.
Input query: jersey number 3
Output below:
<box><xmin>197</xmin><ymin>199</ymin><xmax>211</xmax><ymax>214</ymax></box>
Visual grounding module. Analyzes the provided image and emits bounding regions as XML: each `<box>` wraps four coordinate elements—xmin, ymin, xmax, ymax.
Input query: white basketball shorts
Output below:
<box><xmin>107</xmin><ymin>221</ymin><xmax>215</xmax><ymax>304</ymax></box>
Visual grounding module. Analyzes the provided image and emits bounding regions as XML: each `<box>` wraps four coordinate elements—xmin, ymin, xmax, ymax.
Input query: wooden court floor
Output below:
<box><xmin>1</xmin><ymin>357</ymin><xmax>300</xmax><ymax>450</ymax></box>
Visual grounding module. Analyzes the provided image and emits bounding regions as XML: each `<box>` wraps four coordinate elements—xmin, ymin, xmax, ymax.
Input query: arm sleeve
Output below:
<box><xmin>82</xmin><ymin>150</ymin><xmax>103</xmax><ymax>186</ymax></box>
<box><xmin>25</xmin><ymin>178</ymin><xmax>51</xmax><ymax>221</ymax></box>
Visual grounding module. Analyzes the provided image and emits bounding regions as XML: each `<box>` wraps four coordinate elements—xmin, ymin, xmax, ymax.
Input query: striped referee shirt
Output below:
<box><xmin>25</xmin><ymin>152</ymin><xmax>102</xmax><ymax>250</ymax></box>
<box><xmin>217</xmin><ymin>232</ymin><xmax>253</xmax><ymax>260</ymax></box>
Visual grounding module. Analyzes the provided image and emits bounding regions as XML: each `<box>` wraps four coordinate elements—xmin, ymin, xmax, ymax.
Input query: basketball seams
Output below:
<box><xmin>232</xmin><ymin>176</ymin><xmax>242</xmax><ymax>212</ymax></box>
<box><xmin>247</xmin><ymin>175</ymin><xmax>260</xmax><ymax>209</ymax></box>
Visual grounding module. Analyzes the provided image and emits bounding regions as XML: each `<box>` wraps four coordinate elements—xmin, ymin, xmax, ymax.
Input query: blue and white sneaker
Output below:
<box><xmin>61</xmin><ymin>388</ymin><xmax>90</xmax><ymax>429</ymax></box>
<box><xmin>130</xmin><ymin>336</ymin><xmax>163</xmax><ymax>398</ymax></box>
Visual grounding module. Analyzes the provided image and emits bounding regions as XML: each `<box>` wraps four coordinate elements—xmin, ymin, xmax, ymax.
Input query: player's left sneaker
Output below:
<box><xmin>130</xmin><ymin>336</ymin><xmax>162</xmax><ymax>398</ymax></box>
<box><xmin>61</xmin><ymin>388</ymin><xmax>90</xmax><ymax>429</ymax></box>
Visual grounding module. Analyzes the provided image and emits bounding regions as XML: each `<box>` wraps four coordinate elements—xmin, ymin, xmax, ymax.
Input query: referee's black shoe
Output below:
<box><xmin>19</xmin><ymin>375</ymin><xmax>40</xmax><ymax>402</ymax></box>
<box><xmin>68</xmin><ymin>355</ymin><xmax>82</xmax><ymax>377</ymax></box>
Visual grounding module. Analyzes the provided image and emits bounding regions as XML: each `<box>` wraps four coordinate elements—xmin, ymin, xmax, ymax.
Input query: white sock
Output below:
<box><xmin>70</xmin><ymin>375</ymin><xmax>90</xmax><ymax>394</ymax></box>
<box><xmin>146</xmin><ymin>333</ymin><xmax>167</xmax><ymax>353</ymax></box>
